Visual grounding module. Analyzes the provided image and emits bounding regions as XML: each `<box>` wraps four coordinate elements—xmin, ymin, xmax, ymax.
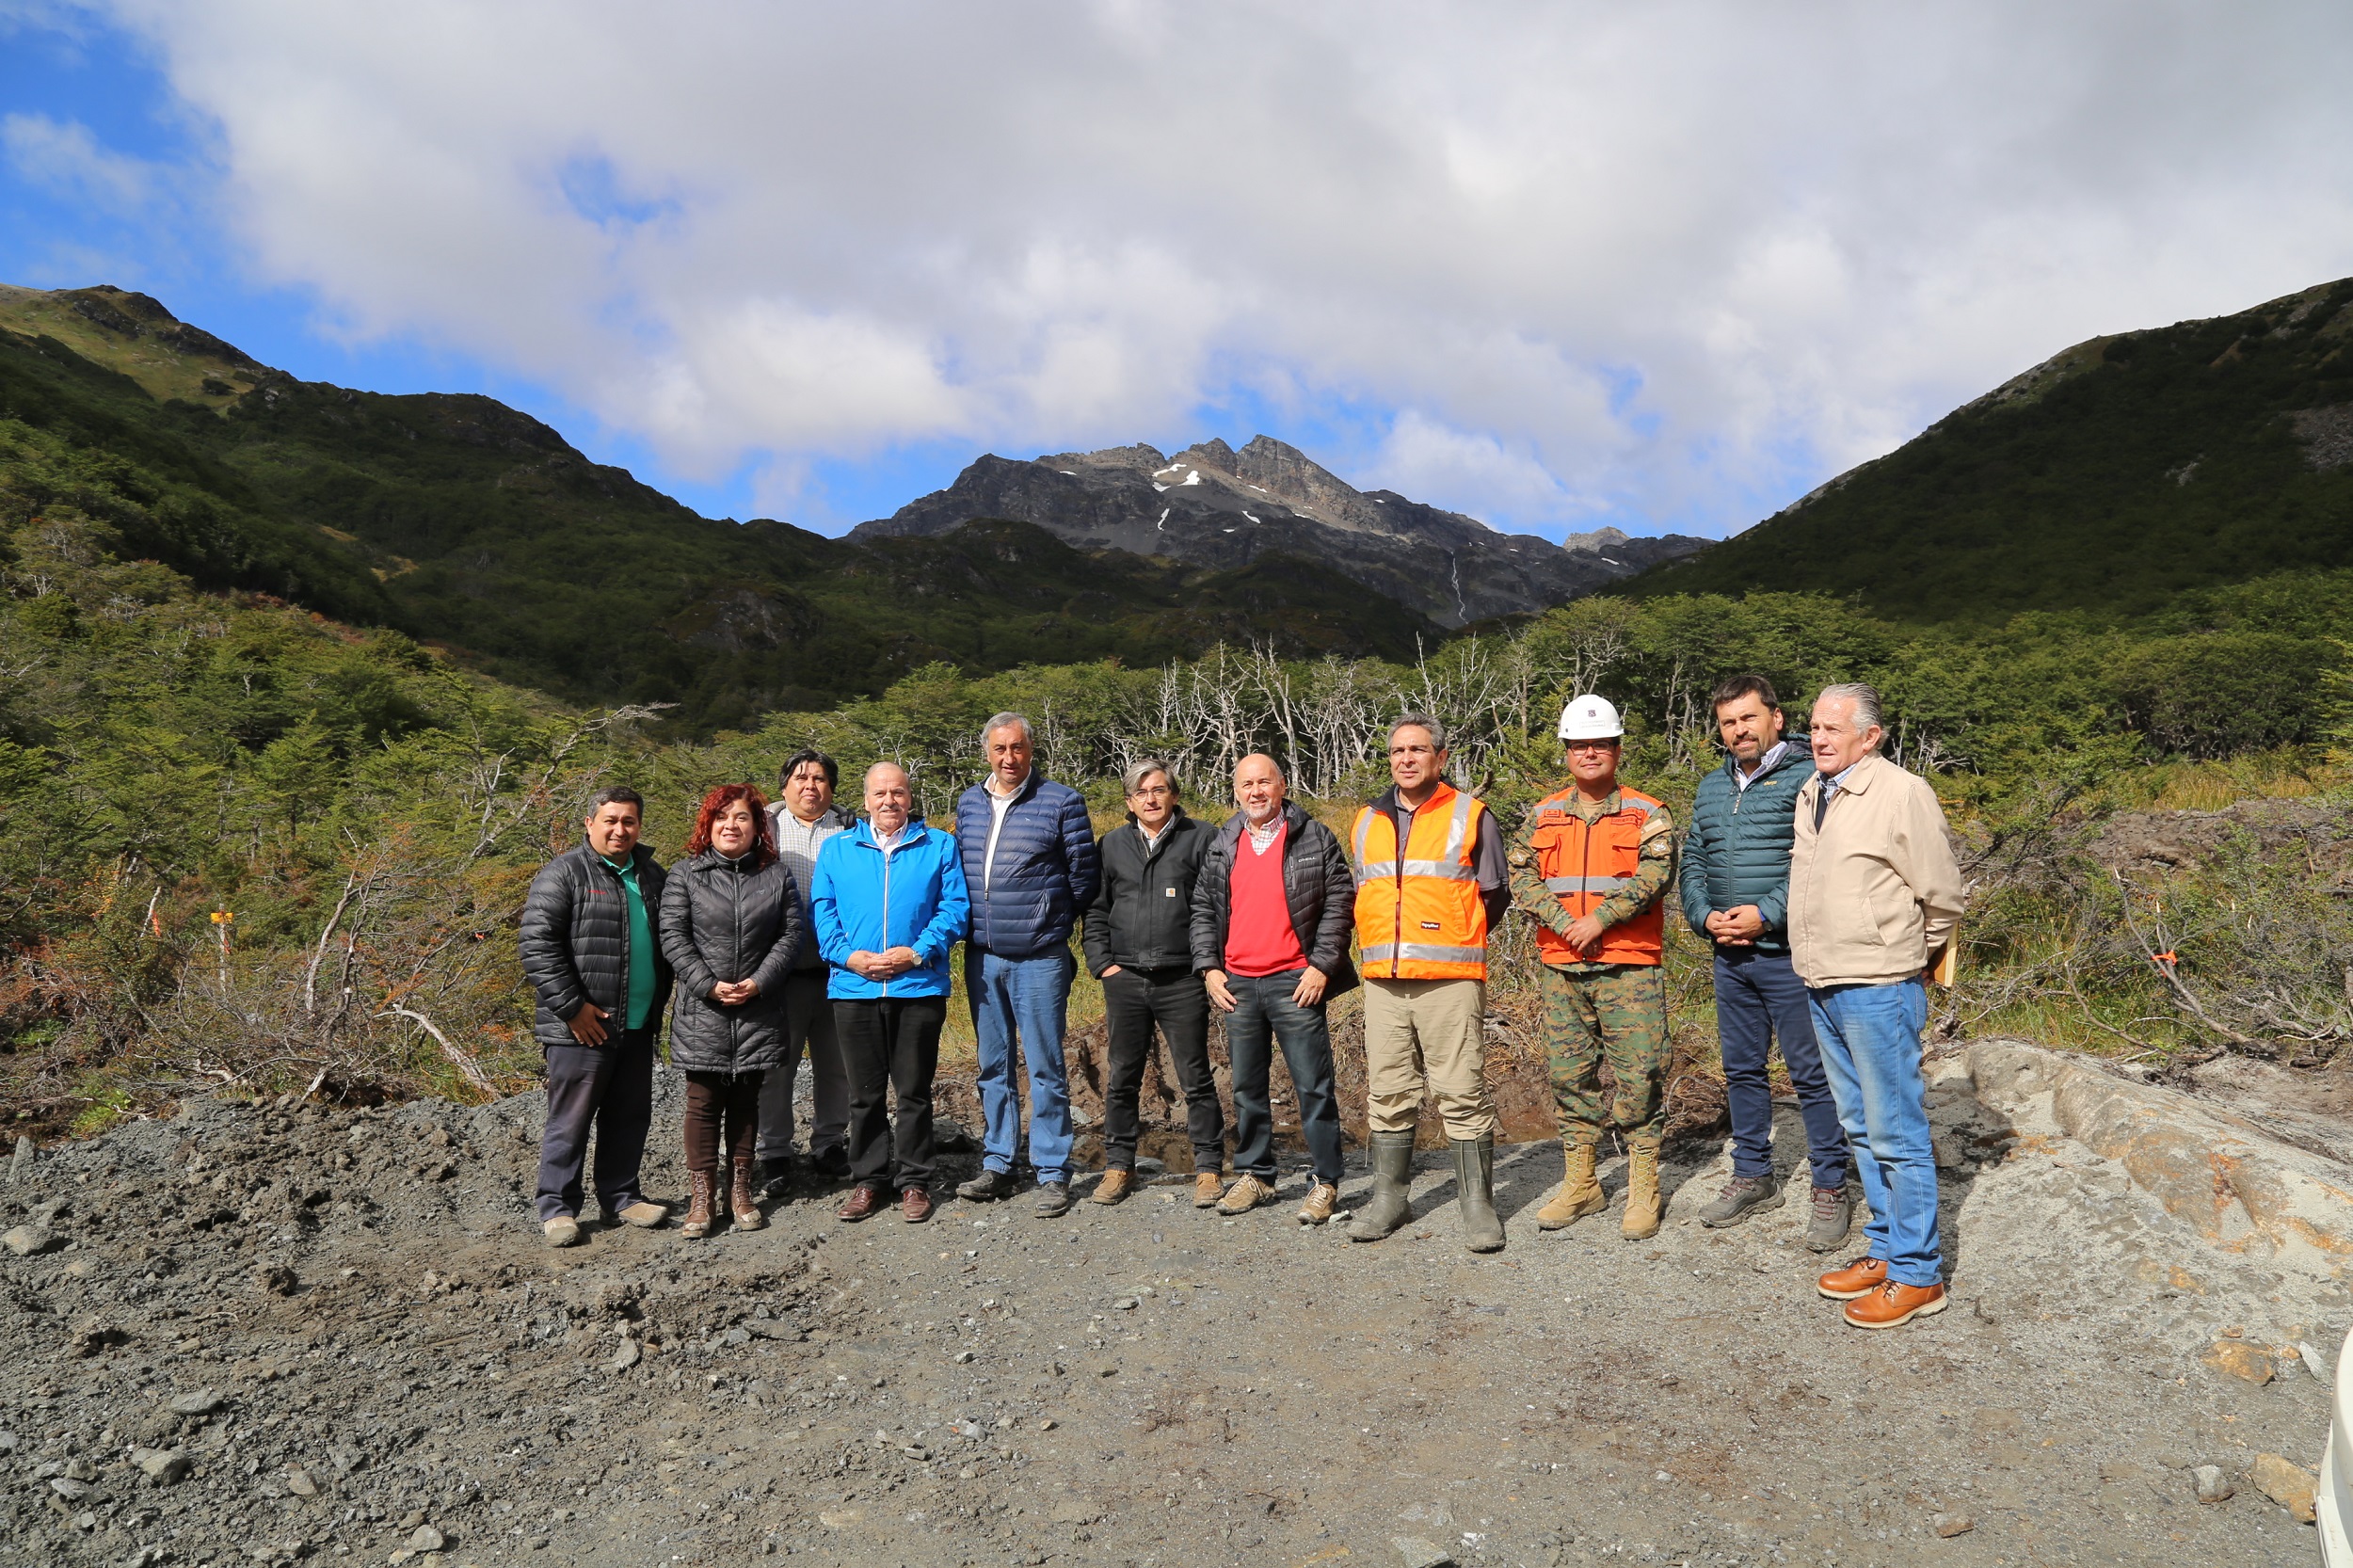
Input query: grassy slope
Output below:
<box><xmin>1625</xmin><ymin>278</ymin><xmax>2353</xmax><ymax>619</ymax></box>
<box><xmin>0</xmin><ymin>286</ymin><xmax>1440</xmax><ymax>731</ymax></box>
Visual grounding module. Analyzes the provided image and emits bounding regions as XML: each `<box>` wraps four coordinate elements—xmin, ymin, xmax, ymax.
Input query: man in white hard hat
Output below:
<box><xmin>1508</xmin><ymin>696</ymin><xmax>1678</xmax><ymax>1240</ymax></box>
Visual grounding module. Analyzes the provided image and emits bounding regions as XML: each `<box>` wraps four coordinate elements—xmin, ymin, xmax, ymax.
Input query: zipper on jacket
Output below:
<box><xmin>881</xmin><ymin>830</ymin><xmax>893</xmax><ymax>999</ymax></box>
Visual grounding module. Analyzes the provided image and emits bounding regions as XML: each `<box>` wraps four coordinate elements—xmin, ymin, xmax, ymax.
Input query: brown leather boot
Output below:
<box><xmin>680</xmin><ymin>1170</ymin><xmax>715</xmax><ymax>1239</ymax></box>
<box><xmin>1621</xmin><ymin>1135</ymin><xmax>1662</xmax><ymax>1240</ymax></box>
<box><xmin>729</xmin><ymin>1158</ymin><xmax>765</xmax><ymax>1231</ymax></box>
<box><xmin>1537</xmin><ymin>1141</ymin><xmax>1608</xmax><ymax>1230</ymax></box>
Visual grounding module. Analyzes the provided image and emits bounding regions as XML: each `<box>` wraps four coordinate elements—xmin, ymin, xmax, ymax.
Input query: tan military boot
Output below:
<box><xmin>1537</xmin><ymin>1141</ymin><xmax>1608</xmax><ymax>1230</ymax></box>
<box><xmin>1621</xmin><ymin>1135</ymin><xmax>1663</xmax><ymax>1240</ymax></box>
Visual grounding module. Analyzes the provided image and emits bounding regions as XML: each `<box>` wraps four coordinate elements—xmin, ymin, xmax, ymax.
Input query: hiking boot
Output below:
<box><xmin>601</xmin><ymin>1199</ymin><xmax>668</xmax><ymax>1229</ymax></box>
<box><xmin>680</xmin><ymin>1171</ymin><xmax>716</xmax><ymax>1240</ymax></box>
<box><xmin>1537</xmin><ymin>1141</ymin><xmax>1608</xmax><ymax>1230</ymax></box>
<box><xmin>1090</xmin><ymin>1169</ymin><xmax>1134</xmax><ymax>1207</ymax></box>
<box><xmin>956</xmin><ymin>1168</ymin><xmax>1018</xmax><ymax>1203</ymax></box>
<box><xmin>1843</xmin><ymin>1279</ymin><xmax>1948</xmax><ymax>1330</ymax></box>
<box><xmin>901</xmin><ymin>1187</ymin><xmax>934</xmax><ymax>1224</ymax></box>
<box><xmin>1193</xmin><ymin>1172</ymin><xmax>1225</xmax><ymax>1208</ymax></box>
<box><xmin>1621</xmin><ymin>1135</ymin><xmax>1663</xmax><ymax>1240</ymax></box>
<box><xmin>1034</xmin><ymin>1182</ymin><xmax>1072</xmax><ymax>1219</ymax></box>
<box><xmin>1817</xmin><ymin>1255</ymin><xmax>1888</xmax><ymax>1301</ymax></box>
<box><xmin>837</xmin><ymin>1185</ymin><xmax>884</xmax><ymax>1223</ymax></box>
<box><xmin>1805</xmin><ymin>1185</ymin><xmax>1855</xmax><ymax>1252</ymax></box>
<box><xmin>542</xmin><ymin>1215</ymin><xmax>581</xmax><ymax>1249</ymax></box>
<box><xmin>1350</xmin><ymin>1130</ymin><xmax>1417</xmax><ymax>1242</ymax></box>
<box><xmin>729</xmin><ymin>1159</ymin><xmax>765</xmax><ymax>1231</ymax></box>
<box><xmin>1697</xmin><ymin>1173</ymin><xmax>1783</xmax><ymax>1229</ymax></box>
<box><xmin>759</xmin><ymin>1157</ymin><xmax>796</xmax><ymax>1197</ymax></box>
<box><xmin>1298</xmin><ymin>1178</ymin><xmax>1339</xmax><ymax>1226</ymax></box>
<box><xmin>1216</xmin><ymin>1174</ymin><xmax>1276</xmax><ymax>1214</ymax></box>
<box><xmin>1451</xmin><ymin>1136</ymin><xmax>1505</xmax><ymax>1255</ymax></box>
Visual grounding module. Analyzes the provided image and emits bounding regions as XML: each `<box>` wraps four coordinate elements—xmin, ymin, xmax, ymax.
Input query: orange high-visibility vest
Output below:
<box><xmin>1351</xmin><ymin>782</ymin><xmax>1489</xmax><ymax>981</ymax></box>
<box><xmin>1527</xmin><ymin>784</ymin><xmax>1665</xmax><ymax>967</ymax></box>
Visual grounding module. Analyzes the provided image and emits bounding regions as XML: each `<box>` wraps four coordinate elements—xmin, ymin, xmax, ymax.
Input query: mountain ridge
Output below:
<box><xmin>0</xmin><ymin>284</ymin><xmax>1449</xmax><ymax>730</ymax></box>
<box><xmin>853</xmin><ymin>432</ymin><xmax>1708</xmax><ymax>626</ymax></box>
<box><xmin>1627</xmin><ymin>276</ymin><xmax>2353</xmax><ymax>616</ymax></box>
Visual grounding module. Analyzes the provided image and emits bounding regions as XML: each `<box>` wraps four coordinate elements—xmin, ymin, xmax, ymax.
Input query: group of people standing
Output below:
<box><xmin>519</xmin><ymin>676</ymin><xmax>1966</xmax><ymax>1332</ymax></box>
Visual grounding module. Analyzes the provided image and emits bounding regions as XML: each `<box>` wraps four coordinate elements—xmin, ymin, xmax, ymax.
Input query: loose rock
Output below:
<box><xmin>2</xmin><ymin>1224</ymin><xmax>59</xmax><ymax>1256</ymax></box>
<box><xmin>2194</xmin><ymin>1464</ymin><xmax>2234</xmax><ymax>1503</ymax></box>
<box><xmin>2204</xmin><ymin>1340</ymin><xmax>2274</xmax><ymax>1384</ymax></box>
<box><xmin>2301</xmin><ymin>1341</ymin><xmax>2332</xmax><ymax>1385</ymax></box>
<box><xmin>8</xmin><ymin>1132</ymin><xmax>32</xmax><ymax>1182</ymax></box>
<box><xmin>1393</xmin><ymin>1537</ymin><xmax>1456</xmax><ymax>1568</ymax></box>
<box><xmin>1931</xmin><ymin>1512</ymin><xmax>1975</xmax><ymax>1538</ymax></box>
<box><xmin>408</xmin><ymin>1524</ymin><xmax>446</xmax><ymax>1551</ymax></box>
<box><xmin>130</xmin><ymin>1448</ymin><xmax>189</xmax><ymax>1485</ymax></box>
<box><xmin>167</xmin><ymin>1389</ymin><xmax>223</xmax><ymax>1416</ymax></box>
<box><xmin>2250</xmin><ymin>1452</ymin><xmax>2318</xmax><ymax>1524</ymax></box>
<box><xmin>284</xmin><ymin>1467</ymin><xmax>318</xmax><ymax>1496</ymax></box>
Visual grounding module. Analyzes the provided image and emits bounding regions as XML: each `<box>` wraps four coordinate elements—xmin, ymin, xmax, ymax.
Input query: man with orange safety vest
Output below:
<box><xmin>1508</xmin><ymin>695</ymin><xmax>1679</xmax><ymax>1240</ymax></box>
<box><xmin>1347</xmin><ymin>713</ymin><xmax>1513</xmax><ymax>1253</ymax></box>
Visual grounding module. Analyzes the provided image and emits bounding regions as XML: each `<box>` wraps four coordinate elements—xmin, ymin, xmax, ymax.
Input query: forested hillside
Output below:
<box><xmin>4</xmin><ymin>488</ymin><xmax>2348</xmax><ymax>1133</ymax></box>
<box><xmin>0</xmin><ymin>285</ymin><xmax>1442</xmax><ymax>730</ymax></box>
<box><xmin>1625</xmin><ymin>277</ymin><xmax>2353</xmax><ymax>617</ymax></box>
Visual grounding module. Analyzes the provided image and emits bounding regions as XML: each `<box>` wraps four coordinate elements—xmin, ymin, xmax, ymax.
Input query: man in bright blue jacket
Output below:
<box><xmin>811</xmin><ymin>762</ymin><xmax>970</xmax><ymax>1224</ymax></box>
<box><xmin>1679</xmin><ymin>674</ymin><xmax>1853</xmax><ymax>1251</ymax></box>
<box><xmin>951</xmin><ymin>712</ymin><xmax>1102</xmax><ymax>1217</ymax></box>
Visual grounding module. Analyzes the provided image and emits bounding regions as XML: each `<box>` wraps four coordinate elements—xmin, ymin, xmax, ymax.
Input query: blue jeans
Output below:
<box><xmin>1225</xmin><ymin>970</ymin><xmax>1345</xmax><ymax>1186</ymax></box>
<box><xmin>968</xmin><ymin>947</ymin><xmax>1077</xmax><ymax>1187</ymax></box>
<box><xmin>1715</xmin><ymin>950</ymin><xmax>1848</xmax><ymax>1191</ymax></box>
<box><xmin>1806</xmin><ymin>979</ymin><xmax>1941</xmax><ymax>1288</ymax></box>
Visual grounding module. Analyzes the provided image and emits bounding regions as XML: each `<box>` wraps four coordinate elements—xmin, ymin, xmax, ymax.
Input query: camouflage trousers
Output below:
<box><xmin>1538</xmin><ymin>962</ymin><xmax>1670</xmax><ymax>1144</ymax></box>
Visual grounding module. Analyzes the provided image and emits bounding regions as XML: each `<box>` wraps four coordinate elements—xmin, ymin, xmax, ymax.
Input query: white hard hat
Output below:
<box><xmin>1558</xmin><ymin>695</ymin><xmax>1624</xmax><ymax>742</ymax></box>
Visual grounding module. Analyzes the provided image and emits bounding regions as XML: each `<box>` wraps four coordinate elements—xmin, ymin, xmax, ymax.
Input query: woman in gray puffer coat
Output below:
<box><xmin>659</xmin><ymin>784</ymin><xmax>805</xmax><ymax>1238</ymax></box>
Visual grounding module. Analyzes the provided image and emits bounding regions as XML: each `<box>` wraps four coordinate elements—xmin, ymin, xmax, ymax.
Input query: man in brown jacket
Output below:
<box><xmin>1789</xmin><ymin>683</ymin><xmax>1966</xmax><ymax>1331</ymax></box>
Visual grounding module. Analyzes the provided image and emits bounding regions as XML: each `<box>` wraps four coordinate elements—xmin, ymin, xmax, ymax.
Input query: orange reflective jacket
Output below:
<box><xmin>1526</xmin><ymin>785</ymin><xmax>1666</xmax><ymax>967</ymax></box>
<box><xmin>1351</xmin><ymin>782</ymin><xmax>1489</xmax><ymax>981</ymax></box>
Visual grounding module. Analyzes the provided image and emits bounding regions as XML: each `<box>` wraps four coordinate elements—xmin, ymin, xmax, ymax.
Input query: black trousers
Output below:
<box><xmin>755</xmin><ymin>968</ymin><xmax>849</xmax><ymax>1162</ymax></box>
<box><xmin>836</xmin><ymin>996</ymin><xmax>945</xmax><ymax>1192</ymax></box>
<box><xmin>1100</xmin><ymin>966</ymin><xmax>1222</xmax><ymax>1173</ymax></box>
<box><xmin>536</xmin><ymin>1028</ymin><xmax>655</xmax><ymax>1221</ymax></box>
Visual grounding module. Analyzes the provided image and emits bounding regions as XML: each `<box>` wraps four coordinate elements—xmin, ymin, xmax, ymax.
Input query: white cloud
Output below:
<box><xmin>77</xmin><ymin>0</ymin><xmax>2353</xmax><ymax>536</ymax></box>
<box><xmin>2</xmin><ymin>111</ymin><xmax>155</xmax><ymax>211</ymax></box>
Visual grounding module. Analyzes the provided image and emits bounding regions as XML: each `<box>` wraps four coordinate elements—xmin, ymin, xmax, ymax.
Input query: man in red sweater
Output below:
<box><xmin>1189</xmin><ymin>754</ymin><xmax>1360</xmax><ymax>1224</ymax></box>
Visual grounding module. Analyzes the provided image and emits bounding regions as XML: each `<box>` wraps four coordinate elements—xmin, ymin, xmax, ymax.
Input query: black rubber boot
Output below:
<box><xmin>1453</xmin><ymin>1135</ymin><xmax>1505</xmax><ymax>1255</ymax></box>
<box><xmin>1350</xmin><ymin>1130</ymin><xmax>1417</xmax><ymax>1242</ymax></box>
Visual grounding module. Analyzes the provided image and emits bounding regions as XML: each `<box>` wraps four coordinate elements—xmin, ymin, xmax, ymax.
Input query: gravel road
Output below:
<box><xmin>1</xmin><ymin>1049</ymin><xmax>2338</xmax><ymax>1568</ymax></box>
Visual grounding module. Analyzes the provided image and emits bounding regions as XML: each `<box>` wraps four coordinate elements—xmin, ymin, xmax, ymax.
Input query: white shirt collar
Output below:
<box><xmin>1734</xmin><ymin>740</ymin><xmax>1789</xmax><ymax>790</ymax></box>
<box><xmin>986</xmin><ymin>770</ymin><xmax>1031</xmax><ymax>800</ymax></box>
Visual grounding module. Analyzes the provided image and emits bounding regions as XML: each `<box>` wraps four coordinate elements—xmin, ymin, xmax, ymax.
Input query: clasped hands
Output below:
<box><xmin>845</xmin><ymin>946</ymin><xmax>921</xmax><ymax>981</ymax></box>
<box><xmin>1704</xmin><ymin>904</ymin><xmax>1767</xmax><ymax>947</ymax></box>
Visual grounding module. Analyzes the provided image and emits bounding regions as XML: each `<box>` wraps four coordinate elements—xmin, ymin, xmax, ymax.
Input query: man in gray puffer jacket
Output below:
<box><xmin>1678</xmin><ymin>674</ymin><xmax>1851</xmax><ymax>1249</ymax></box>
<box><xmin>520</xmin><ymin>787</ymin><xmax>674</xmax><ymax>1247</ymax></box>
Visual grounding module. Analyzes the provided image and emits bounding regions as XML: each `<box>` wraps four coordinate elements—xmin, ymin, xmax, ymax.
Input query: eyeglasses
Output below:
<box><xmin>1564</xmin><ymin>742</ymin><xmax>1619</xmax><ymax>755</ymax></box>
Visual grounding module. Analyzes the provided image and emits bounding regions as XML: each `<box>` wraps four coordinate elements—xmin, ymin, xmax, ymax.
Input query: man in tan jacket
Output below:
<box><xmin>1788</xmin><ymin>683</ymin><xmax>1965</xmax><ymax>1331</ymax></box>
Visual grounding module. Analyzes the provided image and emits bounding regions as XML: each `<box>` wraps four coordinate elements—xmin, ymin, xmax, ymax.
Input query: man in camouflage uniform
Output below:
<box><xmin>1509</xmin><ymin>695</ymin><xmax>1677</xmax><ymax>1239</ymax></box>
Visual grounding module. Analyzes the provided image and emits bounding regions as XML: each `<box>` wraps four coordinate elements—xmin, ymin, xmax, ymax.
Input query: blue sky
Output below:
<box><xmin>5</xmin><ymin>4</ymin><xmax>2349</xmax><ymax>540</ymax></box>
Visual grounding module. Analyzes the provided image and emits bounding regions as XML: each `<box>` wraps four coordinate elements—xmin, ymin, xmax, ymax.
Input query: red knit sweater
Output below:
<box><xmin>1224</xmin><ymin>820</ymin><xmax>1305</xmax><ymax>976</ymax></box>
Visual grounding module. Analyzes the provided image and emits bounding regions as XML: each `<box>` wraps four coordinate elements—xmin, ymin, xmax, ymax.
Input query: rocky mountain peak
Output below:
<box><xmin>853</xmin><ymin>433</ymin><xmax>1708</xmax><ymax>627</ymax></box>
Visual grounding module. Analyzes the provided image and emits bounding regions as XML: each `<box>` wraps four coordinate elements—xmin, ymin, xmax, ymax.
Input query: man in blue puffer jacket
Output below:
<box><xmin>811</xmin><ymin>762</ymin><xmax>970</xmax><ymax>1224</ymax></box>
<box><xmin>951</xmin><ymin>712</ymin><xmax>1102</xmax><ymax>1217</ymax></box>
<box><xmin>1679</xmin><ymin>674</ymin><xmax>1854</xmax><ymax>1251</ymax></box>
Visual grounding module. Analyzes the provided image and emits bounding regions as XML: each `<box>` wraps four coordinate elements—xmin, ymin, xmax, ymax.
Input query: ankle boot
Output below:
<box><xmin>1350</xmin><ymin>1130</ymin><xmax>1417</xmax><ymax>1242</ymax></box>
<box><xmin>681</xmin><ymin>1170</ymin><xmax>715</xmax><ymax>1239</ymax></box>
<box><xmin>1538</xmin><ymin>1140</ymin><xmax>1609</xmax><ymax>1230</ymax></box>
<box><xmin>1622</xmin><ymin>1134</ymin><xmax>1663</xmax><ymax>1240</ymax></box>
<box><xmin>1451</xmin><ymin>1135</ymin><xmax>1505</xmax><ymax>1254</ymax></box>
<box><xmin>729</xmin><ymin>1157</ymin><xmax>765</xmax><ymax>1231</ymax></box>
